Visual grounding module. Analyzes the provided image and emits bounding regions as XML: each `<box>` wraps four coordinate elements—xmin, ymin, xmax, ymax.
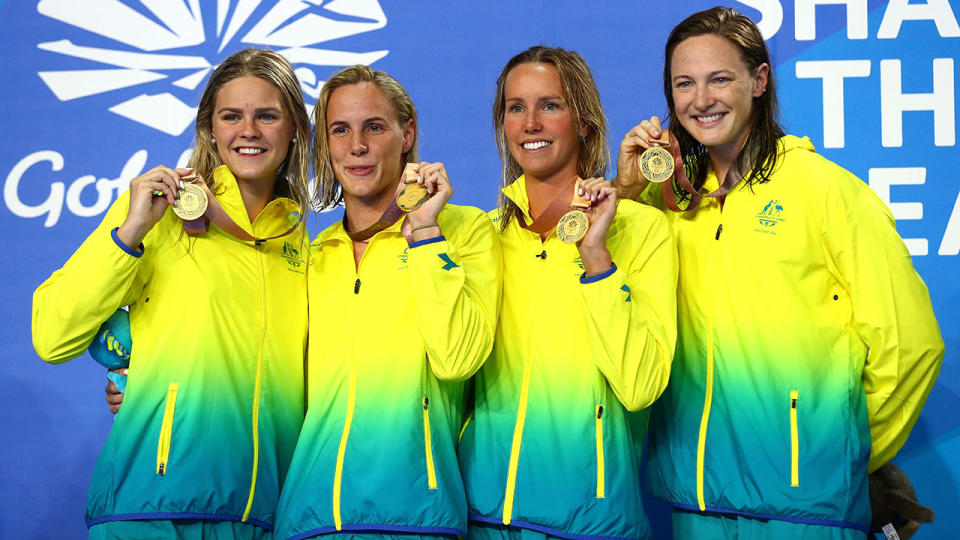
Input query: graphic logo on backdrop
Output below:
<box><xmin>5</xmin><ymin>0</ymin><xmax>390</xmax><ymax>228</ymax></box>
<box><xmin>35</xmin><ymin>0</ymin><xmax>389</xmax><ymax>135</ymax></box>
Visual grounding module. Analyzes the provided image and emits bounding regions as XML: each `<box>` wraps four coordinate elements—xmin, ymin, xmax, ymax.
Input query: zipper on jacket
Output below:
<box><xmin>332</xmin><ymin>368</ymin><xmax>357</xmax><ymax>531</ymax></box>
<box><xmin>354</xmin><ymin>278</ymin><xmax>361</xmax><ymax>294</ymax></box>
<box><xmin>459</xmin><ymin>411</ymin><xmax>474</xmax><ymax>445</ymax></box>
<box><xmin>790</xmin><ymin>390</ymin><xmax>799</xmax><ymax>487</ymax></box>
<box><xmin>502</xmin><ymin>358</ymin><xmax>532</xmax><ymax>525</ymax></box>
<box><xmin>422</xmin><ymin>396</ymin><xmax>438</xmax><ymax>489</ymax></box>
<box><xmin>241</xmin><ymin>245</ymin><xmax>268</xmax><ymax>522</ymax></box>
<box><xmin>696</xmin><ymin>215</ymin><xmax>722</xmax><ymax>511</ymax></box>
<box><xmin>595</xmin><ymin>404</ymin><xmax>605</xmax><ymax>499</ymax></box>
<box><xmin>156</xmin><ymin>382</ymin><xmax>179</xmax><ymax>476</ymax></box>
<box><xmin>696</xmin><ymin>332</ymin><xmax>715</xmax><ymax>511</ymax></box>
<box><xmin>536</xmin><ymin>250</ymin><xmax>547</xmax><ymax>260</ymax></box>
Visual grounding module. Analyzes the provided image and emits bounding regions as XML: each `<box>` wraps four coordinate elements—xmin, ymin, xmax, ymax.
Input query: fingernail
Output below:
<box><xmin>179</xmin><ymin>180</ymin><xmax>184</xmax><ymax>189</ymax></box>
<box><xmin>578</xmin><ymin>188</ymin><xmax>584</xmax><ymax>196</ymax></box>
<box><xmin>122</xmin><ymin>369</ymin><xmax>128</xmax><ymax>375</ymax></box>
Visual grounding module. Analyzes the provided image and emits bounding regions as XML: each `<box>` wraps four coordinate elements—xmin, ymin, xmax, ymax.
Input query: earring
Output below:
<box><xmin>211</xmin><ymin>137</ymin><xmax>216</xmax><ymax>144</ymax></box>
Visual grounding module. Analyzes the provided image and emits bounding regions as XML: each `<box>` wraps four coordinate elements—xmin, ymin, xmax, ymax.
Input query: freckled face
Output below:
<box><xmin>670</xmin><ymin>34</ymin><xmax>767</xmax><ymax>160</ymax></box>
<box><xmin>503</xmin><ymin>62</ymin><xmax>583</xmax><ymax>184</ymax></box>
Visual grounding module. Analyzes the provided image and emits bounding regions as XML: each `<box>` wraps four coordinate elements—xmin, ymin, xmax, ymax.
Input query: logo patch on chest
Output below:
<box><xmin>755</xmin><ymin>199</ymin><xmax>785</xmax><ymax>235</ymax></box>
<box><xmin>282</xmin><ymin>242</ymin><xmax>304</xmax><ymax>270</ymax></box>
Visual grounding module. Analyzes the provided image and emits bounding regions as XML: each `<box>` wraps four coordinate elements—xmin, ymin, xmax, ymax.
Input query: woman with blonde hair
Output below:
<box><xmin>460</xmin><ymin>45</ymin><xmax>677</xmax><ymax>540</ymax></box>
<box><xmin>274</xmin><ymin>65</ymin><xmax>500</xmax><ymax>540</ymax></box>
<box><xmin>33</xmin><ymin>48</ymin><xmax>312</xmax><ymax>539</ymax></box>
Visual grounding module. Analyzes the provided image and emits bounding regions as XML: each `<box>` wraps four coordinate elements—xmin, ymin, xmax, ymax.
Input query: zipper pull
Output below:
<box><xmin>158</xmin><ymin>463</ymin><xmax>165</xmax><ymax>476</ymax></box>
<box><xmin>422</xmin><ymin>396</ymin><xmax>429</xmax><ymax>409</ymax></box>
<box><xmin>354</xmin><ymin>278</ymin><xmax>361</xmax><ymax>294</ymax></box>
<box><xmin>791</xmin><ymin>397</ymin><xmax>797</xmax><ymax>408</ymax></box>
<box><xmin>715</xmin><ymin>224</ymin><xmax>723</xmax><ymax>240</ymax></box>
<box><xmin>536</xmin><ymin>250</ymin><xmax>547</xmax><ymax>260</ymax></box>
<box><xmin>597</xmin><ymin>405</ymin><xmax>603</xmax><ymax>419</ymax></box>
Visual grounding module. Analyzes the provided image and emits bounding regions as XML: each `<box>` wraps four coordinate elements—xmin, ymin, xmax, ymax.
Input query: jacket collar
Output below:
<box><xmin>501</xmin><ymin>175</ymin><xmax>534</xmax><ymax>227</ymax></box>
<box><xmin>703</xmin><ymin>135</ymin><xmax>816</xmax><ymax>192</ymax></box>
<box><xmin>316</xmin><ymin>205</ymin><xmax>406</xmax><ymax>245</ymax></box>
<box><xmin>211</xmin><ymin>165</ymin><xmax>301</xmax><ymax>236</ymax></box>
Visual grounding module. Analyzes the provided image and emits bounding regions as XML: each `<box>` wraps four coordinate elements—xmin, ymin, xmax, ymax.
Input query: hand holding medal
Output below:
<box><xmin>556</xmin><ymin>178</ymin><xmax>592</xmax><ymax>243</ymax></box>
<box><xmin>568</xmin><ymin>176</ymin><xmax>617</xmax><ymax>277</ymax></box>
<box><xmin>116</xmin><ymin>166</ymin><xmax>197</xmax><ymax>250</ymax></box>
<box><xmin>396</xmin><ymin>163</ymin><xmax>430</xmax><ymax>212</ymax></box>
<box><xmin>398</xmin><ymin>161</ymin><xmax>454</xmax><ymax>242</ymax></box>
<box><xmin>171</xmin><ymin>171</ymin><xmax>208</xmax><ymax>220</ymax></box>
<box><xmin>613</xmin><ymin>115</ymin><xmax>677</xmax><ymax>201</ymax></box>
<box><xmin>639</xmin><ymin>130</ymin><xmax>675</xmax><ymax>183</ymax></box>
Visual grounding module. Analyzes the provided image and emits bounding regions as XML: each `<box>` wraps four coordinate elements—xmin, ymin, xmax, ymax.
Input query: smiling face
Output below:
<box><xmin>670</xmin><ymin>33</ymin><xmax>768</xmax><ymax>165</ymax></box>
<box><xmin>325</xmin><ymin>81</ymin><xmax>414</xmax><ymax>206</ymax></box>
<box><xmin>502</xmin><ymin>62</ymin><xmax>583</xmax><ymax>185</ymax></box>
<box><xmin>211</xmin><ymin>76</ymin><xmax>294</xmax><ymax>189</ymax></box>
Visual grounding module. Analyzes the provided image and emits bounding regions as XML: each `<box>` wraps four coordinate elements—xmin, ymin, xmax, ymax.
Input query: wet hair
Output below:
<box><xmin>312</xmin><ymin>65</ymin><xmax>419</xmax><ymax>210</ymax></box>
<box><xmin>493</xmin><ymin>45</ymin><xmax>610</xmax><ymax>231</ymax></box>
<box><xmin>664</xmin><ymin>6</ymin><xmax>784</xmax><ymax>195</ymax></box>
<box><xmin>189</xmin><ymin>48</ymin><xmax>311</xmax><ymax>212</ymax></box>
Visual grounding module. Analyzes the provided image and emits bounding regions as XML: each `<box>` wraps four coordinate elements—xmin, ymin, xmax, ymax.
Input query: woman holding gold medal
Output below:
<box><xmin>32</xmin><ymin>49</ymin><xmax>312</xmax><ymax>539</ymax></box>
<box><xmin>459</xmin><ymin>46</ymin><xmax>678</xmax><ymax>540</ymax></box>
<box><xmin>273</xmin><ymin>65</ymin><xmax>501</xmax><ymax>540</ymax></box>
<box><xmin>614</xmin><ymin>7</ymin><xmax>943</xmax><ymax>539</ymax></box>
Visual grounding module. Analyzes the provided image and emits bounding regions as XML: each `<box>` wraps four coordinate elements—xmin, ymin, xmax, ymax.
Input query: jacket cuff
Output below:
<box><xmin>409</xmin><ymin>235</ymin><xmax>445</xmax><ymax>248</ymax></box>
<box><xmin>580</xmin><ymin>263</ymin><xmax>617</xmax><ymax>284</ymax></box>
<box><xmin>111</xmin><ymin>227</ymin><xmax>144</xmax><ymax>258</ymax></box>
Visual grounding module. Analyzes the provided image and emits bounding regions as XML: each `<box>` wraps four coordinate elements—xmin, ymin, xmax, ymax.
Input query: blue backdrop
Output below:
<box><xmin>1</xmin><ymin>1</ymin><xmax>957</xmax><ymax>538</ymax></box>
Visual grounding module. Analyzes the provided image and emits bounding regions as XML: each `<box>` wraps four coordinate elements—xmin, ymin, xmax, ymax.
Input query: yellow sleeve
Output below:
<box><xmin>406</xmin><ymin>206</ymin><xmax>503</xmax><ymax>382</ymax></box>
<box><xmin>32</xmin><ymin>191</ymin><xmax>151</xmax><ymax>363</ymax></box>
<box><xmin>637</xmin><ymin>179</ymin><xmax>666</xmax><ymax>209</ymax></box>
<box><xmin>579</xmin><ymin>205</ymin><xmax>678</xmax><ymax>411</ymax></box>
<box><xmin>826</xmin><ymin>176</ymin><xmax>944</xmax><ymax>472</ymax></box>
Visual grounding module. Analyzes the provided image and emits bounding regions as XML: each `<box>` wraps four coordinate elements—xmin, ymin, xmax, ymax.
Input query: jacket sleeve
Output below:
<box><xmin>825</xmin><ymin>175</ymin><xmax>944</xmax><ymax>472</ymax></box>
<box><xmin>32</xmin><ymin>191</ymin><xmax>151</xmax><ymax>364</ymax></box>
<box><xmin>579</xmin><ymin>206</ymin><xmax>678</xmax><ymax>411</ymax></box>
<box><xmin>406</xmin><ymin>207</ymin><xmax>503</xmax><ymax>382</ymax></box>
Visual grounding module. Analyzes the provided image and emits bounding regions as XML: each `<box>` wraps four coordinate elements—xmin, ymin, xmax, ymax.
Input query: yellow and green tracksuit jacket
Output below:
<box><xmin>275</xmin><ymin>204</ymin><xmax>501</xmax><ymax>540</ymax></box>
<box><xmin>642</xmin><ymin>135</ymin><xmax>944</xmax><ymax>532</ymax></box>
<box><xmin>459</xmin><ymin>176</ymin><xmax>678</xmax><ymax>540</ymax></box>
<box><xmin>32</xmin><ymin>166</ymin><xmax>309</xmax><ymax>531</ymax></box>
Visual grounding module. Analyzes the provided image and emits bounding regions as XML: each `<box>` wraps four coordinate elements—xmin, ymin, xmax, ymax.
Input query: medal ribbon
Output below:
<box><xmin>343</xmin><ymin>163</ymin><xmax>428</xmax><ymax>242</ymax></box>
<box><xmin>343</xmin><ymin>201</ymin><xmax>405</xmax><ymax>242</ymax></box>
<box><xmin>519</xmin><ymin>175</ymin><xmax>590</xmax><ymax>235</ymax></box>
<box><xmin>660</xmin><ymin>131</ymin><xmax>742</xmax><ymax>212</ymax></box>
<box><xmin>182</xmin><ymin>176</ymin><xmax>301</xmax><ymax>243</ymax></box>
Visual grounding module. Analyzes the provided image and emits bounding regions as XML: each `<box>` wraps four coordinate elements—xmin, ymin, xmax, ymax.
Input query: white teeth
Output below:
<box><xmin>697</xmin><ymin>114</ymin><xmax>722</xmax><ymax>123</ymax></box>
<box><xmin>522</xmin><ymin>141</ymin><xmax>550</xmax><ymax>150</ymax></box>
<box><xmin>238</xmin><ymin>147</ymin><xmax>265</xmax><ymax>155</ymax></box>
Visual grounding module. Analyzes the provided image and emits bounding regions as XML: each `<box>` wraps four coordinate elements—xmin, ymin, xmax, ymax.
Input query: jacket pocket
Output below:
<box><xmin>789</xmin><ymin>390</ymin><xmax>799</xmax><ymax>487</ymax></box>
<box><xmin>595</xmin><ymin>404</ymin><xmax>605</xmax><ymax>498</ymax></box>
<box><xmin>156</xmin><ymin>383</ymin><xmax>179</xmax><ymax>476</ymax></box>
<box><xmin>422</xmin><ymin>396</ymin><xmax>438</xmax><ymax>490</ymax></box>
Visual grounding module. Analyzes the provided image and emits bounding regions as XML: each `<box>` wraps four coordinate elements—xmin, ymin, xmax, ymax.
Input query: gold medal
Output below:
<box><xmin>173</xmin><ymin>182</ymin><xmax>208</xmax><ymax>220</ymax></box>
<box><xmin>557</xmin><ymin>209</ymin><xmax>589</xmax><ymax>243</ymax></box>
<box><xmin>397</xmin><ymin>163</ymin><xmax>429</xmax><ymax>212</ymax></box>
<box><xmin>640</xmin><ymin>146</ymin><xmax>674</xmax><ymax>183</ymax></box>
<box><xmin>397</xmin><ymin>183</ymin><xmax>429</xmax><ymax>212</ymax></box>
